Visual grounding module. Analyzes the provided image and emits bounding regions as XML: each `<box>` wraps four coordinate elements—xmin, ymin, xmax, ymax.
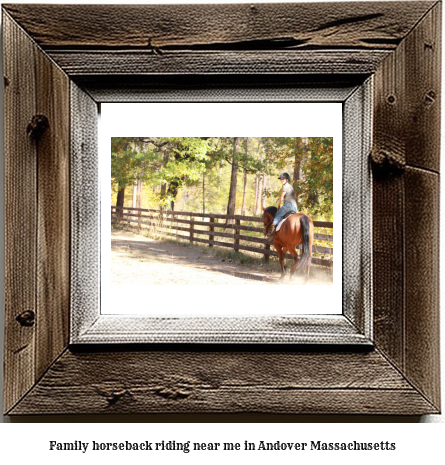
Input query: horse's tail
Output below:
<box><xmin>295</xmin><ymin>215</ymin><xmax>312</xmax><ymax>271</ymax></box>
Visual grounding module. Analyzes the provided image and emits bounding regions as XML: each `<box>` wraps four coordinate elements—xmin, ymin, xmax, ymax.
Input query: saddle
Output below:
<box><xmin>276</xmin><ymin>211</ymin><xmax>297</xmax><ymax>231</ymax></box>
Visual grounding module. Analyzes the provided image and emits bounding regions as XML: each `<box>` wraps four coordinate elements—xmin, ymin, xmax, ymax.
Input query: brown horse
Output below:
<box><xmin>262</xmin><ymin>206</ymin><xmax>314</xmax><ymax>282</ymax></box>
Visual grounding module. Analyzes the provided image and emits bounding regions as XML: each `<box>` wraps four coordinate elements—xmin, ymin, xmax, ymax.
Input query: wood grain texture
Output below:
<box><xmin>404</xmin><ymin>2</ymin><xmax>441</xmax><ymax>172</ymax></box>
<box><xmin>372</xmin><ymin>175</ymin><xmax>405</xmax><ymax>369</ymax></box>
<box><xmin>372</xmin><ymin>20</ymin><xmax>409</xmax><ymax>371</ymax></box>
<box><xmin>35</xmin><ymin>38</ymin><xmax>71</xmax><ymax>381</ymax></box>
<box><xmin>8</xmin><ymin>349</ymin><xmax>437</xmax><ymax>415</ymax></box>
<box><xmin>404</xmin><ymin>168</ymin><xmax>440</xmax><ymax>408</ymax></box>
<box><xmin>2</xmin><ymin>2</ymin><xmax>435</xmax><ymax>49</ymax></box>
<box><xmin>46</xmin><ymin>50</ymin><xmax>390</xmax><ymax>76</ymax></box>
<box><xmin>3</xmin><ymin>12</ymin><xmax>37</xmax><ymax>414</ymax></box>
<box><xmin>372</xmin><ymin>3</ymin><xmax>441</xmax><ymax>411</ymax></box>
<box><xmin>372</xmin><ymin>1</ymin><xmax>441</xmax><ymax>173</ymax></box>
<box><xmin>3</xmin><ymin>2</ymin><xmax>441</xmax><ymax>416</ymax></box>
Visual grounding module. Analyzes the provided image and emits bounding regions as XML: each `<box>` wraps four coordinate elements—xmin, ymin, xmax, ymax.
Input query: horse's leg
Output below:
<box><xmin>288</xmin><ymin>245</ymin><xmax>299</xmax><ymax>280</ymax></box>
<box><xmin>277</xmin><ymin>246</ymin><xmax>287</xmax><ymax>280</ymax></box>
<box><xmin>282</xmin><ymin>247</ymin><xmax>289</xmax><ymax>277</ymax></box>
<box><xmin>304</xmin><ymin>224</ymin><xmax>314</xmax><ymax>283</ymax></box>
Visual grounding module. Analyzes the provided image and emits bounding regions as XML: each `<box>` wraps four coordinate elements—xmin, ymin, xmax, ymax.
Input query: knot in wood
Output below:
<box><xmin>154</xmin><ymin>386</ymin><xmax>191</xmax><ymax>400</ymax></box>
<box><xmin>27</xmin><ymin>115</ymin><xmax>49</xmax><ymax>140</ymax></box>
<box><xmin>16</xmin><ymin>310</ymin><xmax>35</xmax><ymax>327</ymax></box>
<box><xmin>105</xmin><ymin>390</ymin><xmax>128</xmax><ymax>405</ymax></box>
<box><xmin>424</xmin><ymin>90</ymin><xmax>436</xmax><ymax>105</ymax></box>
<box><xmin>96</xmin><ymin>385</ymin><xmax>130</xmax><ymax>405</ymax></box>
<box><xmin>370</xmin><ymin>149</ymin><xmax>405</xmax><ymax>178</ymax></box>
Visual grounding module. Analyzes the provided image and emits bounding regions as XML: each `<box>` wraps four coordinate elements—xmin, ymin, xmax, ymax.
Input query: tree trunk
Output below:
<box><xmin>293</xmin><ymin>137</ymin><xmax>309</xmax><ymax>207</ymax></box>
<box><xmin>226</xmin><ymin>137</ymin><xmax>239</xmax><ymax>225</ymax></box>
<box><xmin>262</xmin><ymin>174</ymin><xmax>268</xmax><ymax>209</ymax></box>
<box><xmin>167</xmin><ymin>179</ymin><xmax>179</xmax><ymax>211</ymax></box>
<box><xmin>218</xmin><ymin>164</ymin><xmax>222</xmax><ymax>190</ymax></box>
<box><xmin>254</xmin><ymin>175</ymin><xmax>259</xmax><ymax>215</ymax></box>
<box><xmin>116</xmin><ymin>184</ymin><xmax>125</xmax><ymax>219</ymax></box>
<box><xmin>136</xmin><ymin>180</ymin><xmax>142</xmax><ymax>209</ymax></box>
<box><xmin>160</xmin><ymin>152</ymin><xmax>169</xmax><ymax>209</ymax></box>
<box><xmin>240</xmin><ymin>138</ymin><xmax>249</xmax><ymax>216</ymax></box>
<box><xmin>293</xmin><ymin>137</ymin><xmax>303</xmax><ymax>204</ymax></box>
<box><xmin>254</xmin><ymin>139</ymin><xmax>264</xmax><ymax>215</ymax></box>
<box><xmin>132</xmin><ymin>182</ymin><xmax>137</xmax><ymax>209</ymax></box>
<box><xmin>202</xmin><ymin>174</ymin><xmax>205</xmax><ymax>214</ymax></box>
<box><xmin>256</xmin><ymin>176</ymin><xmax>263</xmax><ymax>213</ymax></box>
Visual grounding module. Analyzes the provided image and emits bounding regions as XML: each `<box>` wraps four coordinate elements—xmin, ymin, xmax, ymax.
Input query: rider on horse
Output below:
<box><xmin>266</xmin><ymin>173</ymin><xmax>298</xmax><ymax>240</ymax></box>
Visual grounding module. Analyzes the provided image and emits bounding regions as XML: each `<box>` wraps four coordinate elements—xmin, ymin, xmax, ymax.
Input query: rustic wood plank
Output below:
<box><xmin>373</xmin><ymin>4</ymin><xmax>440</xmax><ymax>405</ymax></box>
<box><xmin>371</xmin><ymin>2</ymin><xmax>441</xmax><ymax>174</ymax></box>
<box><xmin>46</xmin><ymin>50</ymin><xmax>390</xmax><ymax>76</ymax></box>
<box><xmin>3</xmin><ymin>2</ymin><xmax>435</xmax><ymax>50</ymax></box>
<box><xmin>404</xmin><ymin>2</ymin><xmax>441</xmax><ymax>172</ymax></box>
<box><xmin>372</xmin><ymin>5</ymin><xmax>441</xmax><ymax>412</ymax></box>
<box><xmin>400</xmin><ymin>4</ymin><xmax>441</xmax><ymax>410</ymax></box>
<box><xmin>3</xmin><ymin>2</ymin><xmax>441</xmax><ymax>417</ymax></box>
<box><xmin>404</xmin><ymin>168</ymin><xmax>440</xmax><ymax>409</ymax></box>
<box><xmin>372</xmin><ymin>35</ymin><xmax>407</xmax><ymax>371</ymax></box>
<box><xmin>3</xmin><ymin>12</ymin><xmax>37</xmax><ymax>414</ymax></box>
<box><xmin>35</xmin><ymin>41</ymin><xmax>70</xmax><ymax>381</ymax></box>
<box><xmin>8</xmin><ymin>349</ymin><xmax>437</xmax><ymax>415</ymax></box>
<box><xmin>372</xmin><ymin>187</ymin><xmax>405</xmax><ymax>365</ymax></box>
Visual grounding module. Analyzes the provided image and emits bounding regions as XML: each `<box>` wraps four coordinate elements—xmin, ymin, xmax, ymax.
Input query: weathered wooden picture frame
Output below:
<box><xmin>3</xmin><ymin>2</ymin><xmax>441</xmax><ymax>415</ymax></box>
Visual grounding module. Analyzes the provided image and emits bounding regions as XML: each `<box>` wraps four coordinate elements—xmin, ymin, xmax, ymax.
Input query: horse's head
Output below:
<box><xmin>262</xmin><ymin>206</ymin><xmax>277</xmax><ymax>235</ymax></box>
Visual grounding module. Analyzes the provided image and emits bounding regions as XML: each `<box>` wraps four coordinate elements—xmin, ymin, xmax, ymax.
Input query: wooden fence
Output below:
<box><xmin>111</xmin><ymin>206</ymin><xmax>333</xmax><ymax>268</ymax></box>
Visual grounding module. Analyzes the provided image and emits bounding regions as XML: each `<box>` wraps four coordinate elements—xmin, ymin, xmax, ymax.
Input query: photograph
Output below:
<box><xmin>110</xmin><ymin>136</ymin><xmax>334</xmax><ymax>288</ymax></box>
<box><xmin>101</xmin><ymin>102</ymin><xmax>342</xmax><ymax>318</ymax></box>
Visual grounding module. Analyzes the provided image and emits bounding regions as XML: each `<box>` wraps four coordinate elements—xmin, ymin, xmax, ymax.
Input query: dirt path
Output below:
<box><xmin>111</xmin><ymin>229</ymin><xmax>332</xmax><ymax>285</ymax></box>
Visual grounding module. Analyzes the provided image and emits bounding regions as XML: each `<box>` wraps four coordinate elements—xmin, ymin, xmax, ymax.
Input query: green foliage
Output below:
<box><xmin>111</xmin><ymin>137</ymin><xmax>212</xmax><ymax>207</ymax></box>
<box><xmin>110</xmin><ymin>136</ymin><xmax>334</xmax><ymax>221</ymax></box>
<box><xmin>111</xmin><ymin>137</ymin><xmax>157</xmax><ymax>189</ymax></box>
<box><xmin>262</xmin><ymin>137</ymin><xmax>333</xmax><ymax>220</ymax></box>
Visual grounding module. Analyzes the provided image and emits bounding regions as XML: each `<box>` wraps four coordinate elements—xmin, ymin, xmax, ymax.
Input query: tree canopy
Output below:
<box><xmin>111</xmin><ymin>136</ymin><xmax>334</xmax><ymax>220</ymax></box>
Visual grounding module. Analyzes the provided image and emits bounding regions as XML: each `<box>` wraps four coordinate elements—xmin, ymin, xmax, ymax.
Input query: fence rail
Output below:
<box><xmin>111</xmin><ymin>206</ymin><xmax>333</xmax><ymax>268</ymax></box>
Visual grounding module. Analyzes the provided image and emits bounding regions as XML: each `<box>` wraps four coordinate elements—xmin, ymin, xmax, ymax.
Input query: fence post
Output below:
<box><xmin>209</xmin><ymin>215</ymin><xmax>215</xmax><ymax>247</ymax></box>
<box><xmin>190</xmin><ymin>215</ymin><xmax>194</xmax><ymax>244</ymax></box>
<box><xmin>137</xmin><ymin>208</ymin><xmax>141</xmax><ymax>231</ymax></box>
<box><xmin>234</xmin><ymin>218</ymin><xmax>240</xmax><ymax>253</ymax></box>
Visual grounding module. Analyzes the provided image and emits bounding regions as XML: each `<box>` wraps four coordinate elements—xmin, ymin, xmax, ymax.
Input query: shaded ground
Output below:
<box><xmin>111</xmin><ymin>229</ymin><xmax>333</xmax><ymax>286</ymax></box>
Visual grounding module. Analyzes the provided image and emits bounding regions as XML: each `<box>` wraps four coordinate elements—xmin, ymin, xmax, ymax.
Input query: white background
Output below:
<box><xmin>0</xmin><ymin>0</ymin><xmax>444</xmax><ymax>461</ymax></box>
<box><xmin>101</xmin><ymin>102</ymin><xmax>342</xmax><ymax>316</ymax></box>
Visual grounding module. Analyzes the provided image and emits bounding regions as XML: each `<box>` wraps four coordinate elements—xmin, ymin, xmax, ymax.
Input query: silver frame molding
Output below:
<box><xmin>70</xmin><ymin>82</ymin><xmax>373</xmax><ymax>346</ymax></box>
